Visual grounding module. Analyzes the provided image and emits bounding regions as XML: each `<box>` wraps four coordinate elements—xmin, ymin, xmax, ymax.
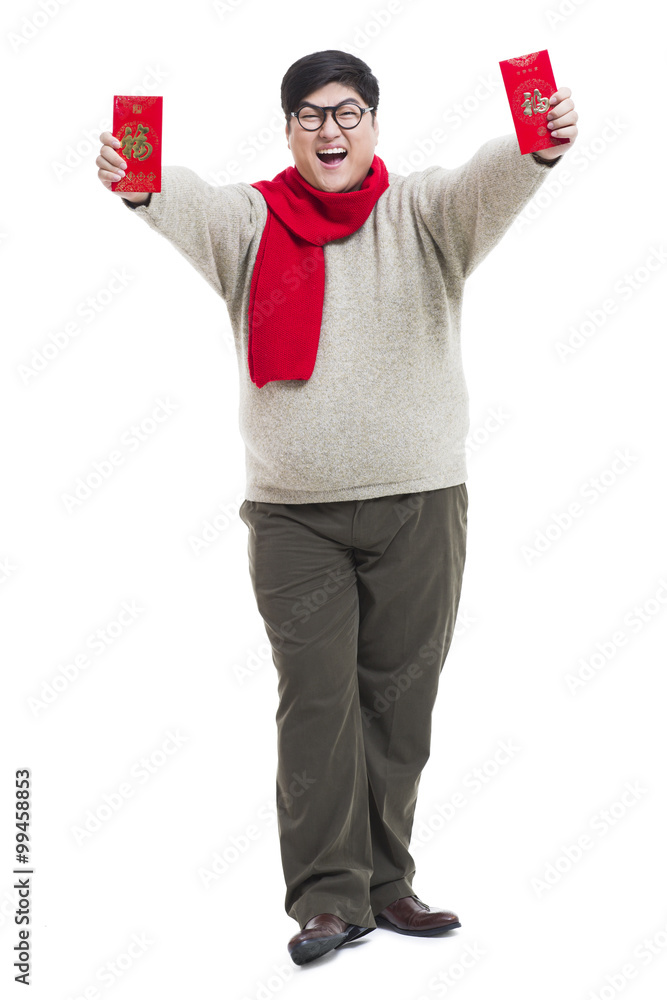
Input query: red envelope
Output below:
<box><xmin>499</xmin><ymin>50</ymin><xmax>570</xmax><ymax>155</ymax></box>
<box><xmin>110</xmin><ymin>95</ymin><xmax>162</xmax><ymax>192</ymax></box>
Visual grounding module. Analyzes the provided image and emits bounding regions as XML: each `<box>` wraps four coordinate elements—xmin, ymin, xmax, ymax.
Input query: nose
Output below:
<box><xmin>318</xmin><ymin>110</ymin><xmax>342</xmax><ymax>136</ymax></box>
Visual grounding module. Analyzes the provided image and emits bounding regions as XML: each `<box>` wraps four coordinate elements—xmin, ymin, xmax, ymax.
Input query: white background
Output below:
<box><xmin>2</xmin><ymin>0</ymin><xmax>666</xmax><ymax>998</ymax></box>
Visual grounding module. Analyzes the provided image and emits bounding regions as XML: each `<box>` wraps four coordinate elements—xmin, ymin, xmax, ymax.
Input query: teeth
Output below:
<box><xmin>318</xmin><ymin>148</ymin><xmax>346</xmax><ymax>155</ymax></box>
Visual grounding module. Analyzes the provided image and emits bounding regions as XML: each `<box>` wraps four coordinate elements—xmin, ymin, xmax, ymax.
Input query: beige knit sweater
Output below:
<box><xmin>122</xmin><ymin>136</ymin><xmax>558</xmax><ymax>503</ymax></box>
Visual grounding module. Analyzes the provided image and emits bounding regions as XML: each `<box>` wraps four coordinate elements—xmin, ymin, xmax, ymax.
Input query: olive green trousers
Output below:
<box><xmin>239</xmin><ymin>484</ymin><xmax>467</xmax><ymax>931</ymax></box>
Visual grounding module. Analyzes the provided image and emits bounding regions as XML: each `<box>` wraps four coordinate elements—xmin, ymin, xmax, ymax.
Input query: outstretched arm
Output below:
<box><xmin>415</xmin><ymin>87</ymin><xmax>580</xmax><ymax>279</ymax></box>
<box><xmin>97</xmin><ymin>131</ymin><xmax>266</xmax><ymax>302</ymax></box>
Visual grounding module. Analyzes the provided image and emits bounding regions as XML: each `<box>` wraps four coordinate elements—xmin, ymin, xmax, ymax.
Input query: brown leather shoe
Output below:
<box><xmin>287</xmin><ymin>913</ymin><xmax>374</xmax><ymax>965</ymax></box>
<box><xmin>375</xmin><ymin>895</ymin><xmax>461</xmax><ymax>936</ymax></box>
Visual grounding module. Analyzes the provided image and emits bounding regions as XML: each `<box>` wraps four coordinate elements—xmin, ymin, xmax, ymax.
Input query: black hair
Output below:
<box><xmin>281</xmin><ymin>49</ymin><xmax>379</xmax><ymax>124</ymax></box>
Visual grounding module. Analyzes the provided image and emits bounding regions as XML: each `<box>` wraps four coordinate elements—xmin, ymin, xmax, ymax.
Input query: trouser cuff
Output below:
<box><xmin>290</xmin><ymin>895</ymin><xmax>376</xmax><ymax>932</ymax></box>
<box><xmin>369</xmin><ymin>877</ymin><xmax>415</xmax><ymax>915</ymax></box>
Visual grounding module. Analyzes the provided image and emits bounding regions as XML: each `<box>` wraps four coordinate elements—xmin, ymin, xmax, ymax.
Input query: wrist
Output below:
<box><xmin>122</xmin><ymin>192</ymin><xmax>152</xmax><ymax>208</ymax></box>
<box><xmin>531</xmin><ymin>150</ymin><xmax>561</xmax><ymax>167</ymax></box>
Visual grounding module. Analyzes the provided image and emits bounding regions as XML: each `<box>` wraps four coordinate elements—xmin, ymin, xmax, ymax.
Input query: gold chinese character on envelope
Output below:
<box><xmin>521</xmin><ymin>89</ymin><xmax>550</xmax><ymax>117</ymax></box>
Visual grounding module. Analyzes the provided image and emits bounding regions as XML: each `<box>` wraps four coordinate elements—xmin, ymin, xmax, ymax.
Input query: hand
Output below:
<box><xmin>537</xmin><ymin>87</ymin><xmax>578</xmax><ymax>160</ymax></box>
<box><xmin>96</xmin><ymin>130</ymin><xmax>149</xmax><ymax>202</ymax></box>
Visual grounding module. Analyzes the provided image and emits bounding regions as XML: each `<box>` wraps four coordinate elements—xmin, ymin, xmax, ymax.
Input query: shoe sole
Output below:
<box><xmin>374</xmin><ymin>915</ymin><xmax>462</xmax><ymax>937</ymax></box>
<box><xmin>289</xmin><ymin>924</ymin><xmax>374</xmax><ymax>965</ymax></box>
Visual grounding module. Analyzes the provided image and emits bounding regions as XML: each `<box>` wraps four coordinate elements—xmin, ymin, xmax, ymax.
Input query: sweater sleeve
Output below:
<box><xmin>415</xmin><ymin>134</ymin><xmax>561</xmax><ymax>280</ymax></box>
<box><xmin>120</xmin><ymin>165</ymin><xmax>265</xmax><ymax>301</ymax></box>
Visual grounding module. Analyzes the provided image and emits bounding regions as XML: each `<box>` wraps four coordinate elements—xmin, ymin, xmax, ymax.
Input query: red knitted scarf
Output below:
<box><xmin>248</xmin><ymin>155</ymin><xmax>389</xmax><ymax>387</ymax></box>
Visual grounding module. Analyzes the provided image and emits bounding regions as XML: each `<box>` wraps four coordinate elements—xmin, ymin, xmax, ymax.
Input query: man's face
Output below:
<box><xmin>285</xmin><ymin>82</ymin><xmax>379</xmax><ymax>193</ymax></box>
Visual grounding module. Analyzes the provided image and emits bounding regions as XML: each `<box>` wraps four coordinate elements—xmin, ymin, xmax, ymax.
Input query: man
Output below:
<box><xmin>97</xmin><ymin>50</ymin><xmax>578</xmax><ymax>967</ymax></box>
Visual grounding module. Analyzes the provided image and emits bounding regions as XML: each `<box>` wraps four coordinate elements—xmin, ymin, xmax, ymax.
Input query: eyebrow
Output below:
<box><xmin>297</xmin><ymin>98</ymin><xmax>362</xmax><ymax>109</ymax></box>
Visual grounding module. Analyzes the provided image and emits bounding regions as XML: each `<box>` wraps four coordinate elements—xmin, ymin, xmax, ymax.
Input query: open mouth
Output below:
<box><xmin>316</xmin><ymin>148</ymin><xmax>348</xmax><ymax>166</ymax></box>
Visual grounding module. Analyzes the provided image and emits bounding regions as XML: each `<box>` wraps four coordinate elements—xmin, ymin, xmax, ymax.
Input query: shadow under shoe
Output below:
<box><xmin>288</xmin><ymin>913</ymin><xmax>375</xmax><ymax>966</ymax></box>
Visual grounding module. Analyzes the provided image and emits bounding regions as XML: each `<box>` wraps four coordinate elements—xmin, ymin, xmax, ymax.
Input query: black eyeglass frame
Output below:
<box><xmin>290</xmin><ymin>101</ymin><xmax>376</xmax><ymax>131</ymax></box>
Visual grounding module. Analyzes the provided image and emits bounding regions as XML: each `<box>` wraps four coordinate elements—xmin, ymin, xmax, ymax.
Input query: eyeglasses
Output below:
<box><xmin>290</xmin><ymin>102</ymin><xmax>375</xmax><ymax>131</ymax></box>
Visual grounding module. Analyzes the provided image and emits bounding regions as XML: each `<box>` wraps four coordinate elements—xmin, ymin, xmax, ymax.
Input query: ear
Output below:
<box><xmin>285</xmin><ymin>121</ymin><xmax>290</xmax><ymax>148</ymax></box>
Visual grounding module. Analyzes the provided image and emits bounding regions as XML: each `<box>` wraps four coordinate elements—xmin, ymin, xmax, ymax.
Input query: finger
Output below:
<box><xmin>549</xmin><ymin>124</ymin><xmax>578</xmax><ymax>140</ymax></box>
<box><xmin>547</xmin><ymin>111</ymin><xmax>579</xmax><ymax>128</ymax></box>
<box><xmin>548</xmin><ymin>109</ymin><xmax>578</xmax><ymax>130</ymax></box>
<box><xmin>548</xmin><ymin>86</ymin><xmax>572</xmax><ymax>106</ymax></box>
<box><xmin>99</xmin><ymin>167</ymin><xmax>124</xmax><ymax>186</ymax></box>
<box><xmin>96</xmin><ymin>151</ymin><xmax>124</xmax><ymax>170</ymax></box>
<box><xmin>99</xmin><ymin>131</ymin><xmax>124</xmax><ymax>161</ymax></box>
<box><xmin>97</xmin><ymin>155</ymin><xmax>125</xmax><ymax>178</ymax></box>
<box><xmin>547</xmin><ymin>97</ymin><xmax>574</xmax><ymax>121</ymax></box>
<box><xmin>97</xmin><ymin>146</ymin><xmax>128</xmax><ymax>171</ymax></box>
